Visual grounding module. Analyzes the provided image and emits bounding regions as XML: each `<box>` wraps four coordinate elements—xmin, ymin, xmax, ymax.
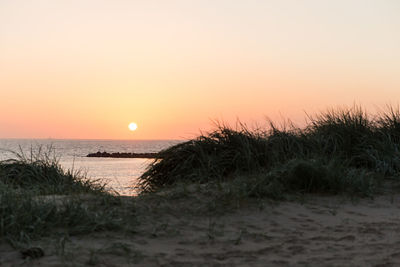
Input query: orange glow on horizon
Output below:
<box><xmin>1</xmin><ymin>1</ymin><xmax>400</xmax><ymax>140</ymax></box>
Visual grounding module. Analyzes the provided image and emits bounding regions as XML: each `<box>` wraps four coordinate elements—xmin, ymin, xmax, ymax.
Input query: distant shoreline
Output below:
<box><xmin>86</xmin><ymin>151</ymin><xmax>159</xmax><ymax>159</ymax></box>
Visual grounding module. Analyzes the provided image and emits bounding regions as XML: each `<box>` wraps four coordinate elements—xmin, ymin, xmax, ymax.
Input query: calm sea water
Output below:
<box><xmin>0</xmin><ymin>139</ymin><xmax>181</xmax><ymax>195</ymax></box>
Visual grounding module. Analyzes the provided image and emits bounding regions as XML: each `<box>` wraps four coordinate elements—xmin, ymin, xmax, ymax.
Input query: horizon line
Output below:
<box><xmin>0</xmin><ymin>137</ymin><xmax>186</xmax><ymax>141</ymax></box>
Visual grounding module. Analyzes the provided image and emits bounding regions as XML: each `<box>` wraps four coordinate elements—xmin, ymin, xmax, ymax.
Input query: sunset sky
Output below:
<box><xmin>1</xmin><ymin>0</ymin><xmax>399</xmax><ymax>140</ymax></box>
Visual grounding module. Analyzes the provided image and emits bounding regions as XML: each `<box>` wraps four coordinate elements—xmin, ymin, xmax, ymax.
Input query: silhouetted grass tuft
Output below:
<box><xmin>0</xmin><ymin>148</ymin><xmax>106</xmax><ymax>195</ymax></box>
<box><xmin>139</xmin><ymin>105</ymin><xmax>400</xmax><ymax>198</ymax></box>
<box><xmin>0</xmin><ymin>148</ymin><xmax>125</xmax><ymax>243</ymax></box>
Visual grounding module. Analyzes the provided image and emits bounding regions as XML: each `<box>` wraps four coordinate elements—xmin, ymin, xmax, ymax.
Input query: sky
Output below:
<box><xmin>1</xmin><ymin>0</ymin><xmax>399</xmax><ymax>140</ymax></box>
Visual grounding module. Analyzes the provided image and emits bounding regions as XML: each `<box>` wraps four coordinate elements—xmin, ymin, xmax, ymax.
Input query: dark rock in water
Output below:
<box><xmin>87</xmin><ymin>151</ymin><xmax>160</xmax><ymax>159</ymax></box>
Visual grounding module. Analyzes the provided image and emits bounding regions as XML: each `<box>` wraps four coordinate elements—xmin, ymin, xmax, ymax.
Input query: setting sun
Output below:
<box><xmin>128</xmin><ymin>122</ymin><xmax>138</xmax><ymax>131</ymax></box>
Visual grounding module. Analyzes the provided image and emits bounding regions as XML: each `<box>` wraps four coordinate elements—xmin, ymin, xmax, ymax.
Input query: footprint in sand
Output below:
<box><xmin>336</xmin><ymin>235</ymin><xmax>356</xmax><ymax>242</ymax></box>
<box><xmin>287</xmin><ymin>245</ymin><xmax>306</xmax><ymax>254</ymax></box>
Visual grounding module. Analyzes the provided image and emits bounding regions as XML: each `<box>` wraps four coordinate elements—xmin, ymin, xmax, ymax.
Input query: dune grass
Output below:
<box><xmin>138</xmin><ymin>105</ymin><xmax>400</xmax><ymax>198</ymax></box>
<box><xmin>0</xmin><ymin>149</ymin><xmax>126</xmax><ymax>244</ymax></box>
<box><xmin>0</xmin><ymin>146</ymin><xmax>109</xmax><ymax>195</ymax></box>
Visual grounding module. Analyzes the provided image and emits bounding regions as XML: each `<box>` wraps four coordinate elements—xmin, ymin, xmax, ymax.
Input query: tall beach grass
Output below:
<box><xmin>0</xmin><ymin>147</ymin><xmax>107</xmax><ymax>195</ymax></box>
<box><xmin>138</xmin><ymin>105</ymin><xmax>400</xmax><ymax>198</ymax></box>
<box><xmin>0</xmin><ymin>148</ymin><xmax>123</xmax><ymax>244</ymax></box>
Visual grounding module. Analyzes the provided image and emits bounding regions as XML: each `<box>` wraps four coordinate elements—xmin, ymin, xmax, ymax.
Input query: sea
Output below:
<box><xmin>0</xmin><ymin>139</ymin><xmax>182</xmax><ymax>195</ymax></box>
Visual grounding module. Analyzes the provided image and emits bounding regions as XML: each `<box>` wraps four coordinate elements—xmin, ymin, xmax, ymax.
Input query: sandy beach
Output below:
<box><xmin>2</xmin><ymin>191</ymin><xmax>400</xmax><ymax>266</ymax></box>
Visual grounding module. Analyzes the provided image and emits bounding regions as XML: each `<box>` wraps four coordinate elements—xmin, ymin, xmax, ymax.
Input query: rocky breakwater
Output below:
<box><xmin>87</xmin><ymin>151</ymin><xmax>160</xmax><ymax>159</ymax></box>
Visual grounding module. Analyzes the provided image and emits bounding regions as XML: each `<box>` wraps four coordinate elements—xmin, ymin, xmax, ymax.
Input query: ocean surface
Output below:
<box><xmin>0</xmin><ymin>139</ymin><xmax>181</xmax><ymax>195</ymax></box>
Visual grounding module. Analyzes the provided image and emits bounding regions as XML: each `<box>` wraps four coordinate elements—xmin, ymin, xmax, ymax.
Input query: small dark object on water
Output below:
<box><xmin>21</xmin><ymin>247</ymin><xmax>44</xmax><ymax>259</ymax></box>
<box><xmin>87</xmin><ymin>151</ymin><xmax>160</xmax><ymax>159</ymax></box>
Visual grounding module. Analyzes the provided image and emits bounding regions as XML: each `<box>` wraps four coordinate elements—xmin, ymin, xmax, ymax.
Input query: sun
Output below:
<box><xmin>128</xmin><ymin>122</ymin><xmax>138</xmax><ymax>131</ymax></box>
